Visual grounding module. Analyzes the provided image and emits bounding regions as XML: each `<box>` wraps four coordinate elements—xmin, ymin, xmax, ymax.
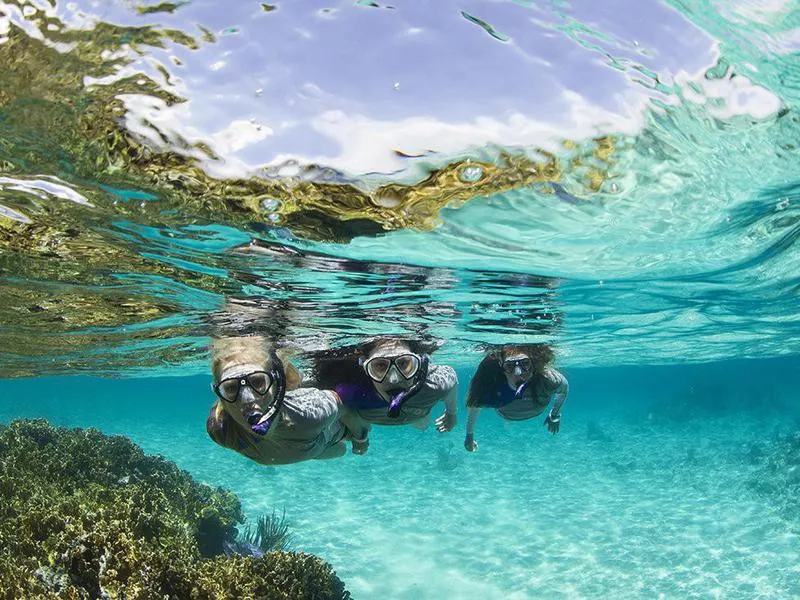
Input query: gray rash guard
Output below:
<box><xmin>356</xmin><ymin>365</ymin><xmax>458</xmax><ymax>426</ymax></box>
<box><xmin>208</xmin><ymin>387</ymin><xmax>345</xmax><ymax>465</ymax></box>
<box><xmin>497</xmin><ymin>367</ymin><xmax>568</xmax><ymax>421</ymax></box>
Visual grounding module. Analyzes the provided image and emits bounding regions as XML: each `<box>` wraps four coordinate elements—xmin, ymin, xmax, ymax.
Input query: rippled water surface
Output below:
<box><xmin>1</xmin><ymin>0</ymin><xmax>797</xmax><ymax>375</ymax></box>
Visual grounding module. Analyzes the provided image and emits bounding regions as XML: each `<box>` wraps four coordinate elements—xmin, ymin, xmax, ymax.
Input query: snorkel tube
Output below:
<box><xmin>514</xmin><ymin>379</ymin><xmax>529</xmax><ymax>400</ymax></box>
<box><xmin>248</xmin><ymin>350</ymin><xmax>287</xmax><ymax>436</ymax></box>
<box><xmin>387</xmin><ymin>354</ymin><xmax>429</xmax><ymax>418</ymax></box>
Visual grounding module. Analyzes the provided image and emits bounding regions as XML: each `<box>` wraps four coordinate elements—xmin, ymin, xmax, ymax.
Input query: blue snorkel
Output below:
<box><xmin>248</xmin><ymin>350</ymin><xmax>286</xmax><ymax>436</ymax></box>
<box><xmin>387</xmin><ymin>354</ymin><xmax>429</xmax><ymax>418</ymax></box>
<box><xmin>514</xmin><ymin>379</ymin><xmax>529</xmax><ymax>399</ymax></box>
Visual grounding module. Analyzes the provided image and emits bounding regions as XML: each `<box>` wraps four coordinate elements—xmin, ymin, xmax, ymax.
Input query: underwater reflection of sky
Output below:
<box><xmin>50</xmin><ymin>0</ymin><xmax>719</xmax><ymax>176</ymax></box>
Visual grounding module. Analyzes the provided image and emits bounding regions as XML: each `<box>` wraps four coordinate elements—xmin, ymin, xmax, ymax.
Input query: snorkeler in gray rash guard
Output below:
<box><xmin>309</xmin><ymin>337</ymin><xmax>459</xmax><ymax>455</ymax></box>
<box><xmin>205</xmin><ymin>335</ymin><xmax>358</xmax><ymax>465</ymax></box>
<box><xmin>464</xmin><ymin>344</ymin><xmax>568</xmax><ymax>452</ymax></box>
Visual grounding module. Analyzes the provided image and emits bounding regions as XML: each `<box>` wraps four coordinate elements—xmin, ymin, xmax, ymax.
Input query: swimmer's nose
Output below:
<box><xmin>238</xmin><ymin>386</ymin><xmax>257</xmax><ymax>403</ymax></box>
<box><xmin>387</xmin><ymin>367</ymin><xmax>401</xmax><ymax>385</ymax></box>
<box><xmin>513</xmin><ymin>365</ymin><xmax>523</xmax><ymax>376</ymax></box>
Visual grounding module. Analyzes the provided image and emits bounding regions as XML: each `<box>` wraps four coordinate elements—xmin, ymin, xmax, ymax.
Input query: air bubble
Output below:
<box><xmin>261</xmin><ymin>198</ymin><xmax>280</xmax><ymax>211</ymax></box>
<box><xmin>459</xmin><ymin>165</ymin><xmax>483</xmax><ymax>183</ymax></box>
<box><xmin>375</xmin><ymin>190</ymin><xmax>402</xmax><ymax>208</ymax></box>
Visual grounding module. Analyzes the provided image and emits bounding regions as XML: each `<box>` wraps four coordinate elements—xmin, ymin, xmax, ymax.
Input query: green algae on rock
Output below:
<box><xmin>0</xmin><ymin>419</ymin><xmax>351</xmax><ymax>599</ymax></box>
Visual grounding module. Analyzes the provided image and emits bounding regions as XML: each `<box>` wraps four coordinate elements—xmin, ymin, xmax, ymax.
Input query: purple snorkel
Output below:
<box><xmin>514</xmin><ymin>379</ymin><xmax>529</xmax><ymax>400</ymax></box>
<box><xmin>386</xmin><ymin>354</ymin><xmax>429</xmax><ymax>418</ymax></box>
<box><xmin>248</xmin><ymin>350</ymin><xmax>286</xmax><ymax>436</ymax></box>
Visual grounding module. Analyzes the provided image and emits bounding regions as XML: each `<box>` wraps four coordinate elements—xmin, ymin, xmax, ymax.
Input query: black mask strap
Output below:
<box><xmin>249</xmin><ymin>350</ymin><xmax>287</xmax><ymax>436</ymax></box>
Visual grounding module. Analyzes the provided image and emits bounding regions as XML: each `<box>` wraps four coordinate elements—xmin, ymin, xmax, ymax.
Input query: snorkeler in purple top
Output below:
<box><xmin>310</xmin><ymin>337</ymin><xmax>459</xmax><ymax>455</ymax></box>
<box><xmin>464</xmin><ymin>344</ymin><xmax>568</xmax><ymax>452</ymax></box>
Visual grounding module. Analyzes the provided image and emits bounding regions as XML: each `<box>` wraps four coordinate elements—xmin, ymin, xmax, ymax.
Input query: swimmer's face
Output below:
<box><xmin>215</xmin><ymin>360</ymin><xmax>276</xmax><ymax>431</ymax></box>
<box><xmin>364</xmin><ymin>340</ymin><xmax>419</xmax><ymax>401</ymax></box>
<box><xmin>501</xmin><ymin>351</ymin><xmax>533</xmax><ymax>390</ymax></box>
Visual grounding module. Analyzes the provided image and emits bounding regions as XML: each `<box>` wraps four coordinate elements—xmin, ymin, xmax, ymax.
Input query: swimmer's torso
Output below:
<box><xmin>355</xmin><ymin>365</ymin><xmax>458</xmax><ymax>426</ymax></box>
<box><xmin>497</xmin><ymin>367</ymin><xmax>566</xmax><ymax>421</ymax></box>
<box><xmin>209</xmin><ymin>387</ymin><xmax>345</xmax><ymax>465</ymax></box>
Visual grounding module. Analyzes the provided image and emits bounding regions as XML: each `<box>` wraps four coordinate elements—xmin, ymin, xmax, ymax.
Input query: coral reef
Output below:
<box><xmin>0</xmin><ymin>419</ymin><xmax>350</xmax><ymax>599</ymax></box>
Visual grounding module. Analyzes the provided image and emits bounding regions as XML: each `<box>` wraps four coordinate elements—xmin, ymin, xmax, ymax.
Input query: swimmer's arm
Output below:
<box><xmin>337</xmin><ymin>401</ymin><xmax>370</xmax><ymax>441</ymax></box>
<box><xmin>465</xmin><ymin>406</ymin><xmax>480</xmax><ymax>437</ymax></box>
<box><xmin>290</xmin><ymin>390</ymin><xmax>342</xmax><ymax>438</ymax></box>
<box><xmin>548</xmin><ymin>374</ymin><xmax>569</xmax><ymax>419</ymax></box>
<box><xmin>463</xmin><ymin>406</ymin><xmax>480</xmax><ymax>451</ymax></box>
<box><xmin>435</xmin><ymin>383</ymin><xmax>459</xmax><ymax>432</ymax></box>
<box><xmin>331</xmin><ymin>393</ymin><xmax>370</xmax><ymax>454</ymax></box>
<box><xmin>443</xmin><ymin>385</ymin><xmax>458</xmax><ymax>418</ymax></box>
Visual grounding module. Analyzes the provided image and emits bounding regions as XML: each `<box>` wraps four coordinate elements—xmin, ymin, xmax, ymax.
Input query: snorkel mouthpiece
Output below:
<box><xmin>248</xmin><ymin>350</ymin><xmax>286</xmax><ymax>436</ymax></box>
<box><xmin>387</xmin><ymin>392</ymin><xmax>407</xmax><ymax>419</ymax></box>
<box><xmin>247</xmin><ymin>411</ymin><xmax>270</xmax><ymax>435</ymax></box>
<box><xmin>514</xmin><ymin>380</ymin><xmax>529</xmax><ymax>399</ymax></box>
<box><xmin>386</xmin><ymin>354</ymin><xmax>429</xmax><ymax>418</ymax></box>
<box><xmin>250</xmin><ymin>420</ymin><xmax>271</xmax><ymax>436</ymax></box>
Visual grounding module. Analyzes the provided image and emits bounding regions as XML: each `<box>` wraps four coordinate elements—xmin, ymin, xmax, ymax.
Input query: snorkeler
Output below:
<box><xmin>310</xmin><ymin>337</ymin><xmax>459</xmax><ymax>455</ymax></box>
<box><xmin>463</xmin><ymin>344</ymin><xmax>568</xmax><ymax>452</ymax></box>
<box><xmin>206</xmin><ymin>335</ymin><xmax>355</xmax><ymax>465</ymax></box>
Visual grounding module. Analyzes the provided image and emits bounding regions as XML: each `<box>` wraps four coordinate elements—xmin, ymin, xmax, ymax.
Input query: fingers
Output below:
<box><xmin>435</xmin><ymin>414</ymin><xmax>453</xmax><ymax>432</ymax></box>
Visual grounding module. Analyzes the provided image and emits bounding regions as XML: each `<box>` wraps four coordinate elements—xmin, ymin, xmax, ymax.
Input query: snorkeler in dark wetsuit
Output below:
<box><xmin>205</xmin><ymin>336</ymin><xmax>357</xmax><ymax>465</ymax></box>
<box><xmin>310</xmin><ymin>337</ymin><xmax>459</xmax><ymax>455</ymax></box>
<box><xmin>464</xmin><ymin>344</ymin><xmax>568</xmax><ymax>452</ymax></box>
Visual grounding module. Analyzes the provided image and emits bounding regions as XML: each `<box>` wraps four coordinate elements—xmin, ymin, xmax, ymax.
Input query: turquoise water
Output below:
<box><xmin>1</xmin><ymin>0</ymin><xmax>800</xmax><ymax>597</ymax></box>
<box><xmin>2</xmin><ymin>359</ymin><xmax>799</xmax><ymax>598</ymax></box>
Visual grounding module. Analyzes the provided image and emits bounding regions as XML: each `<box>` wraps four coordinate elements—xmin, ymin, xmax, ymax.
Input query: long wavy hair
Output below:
<box><xmin>207</xmin><ymin>336</ymin><xmax>301</xmax><ymax>456</ymax></box>
<box><xmin>309</xmin><ymin>337</ymin><xmax>440</xmax><ymax>391</ymax></box>
<box><xmin>466</xmin><ymin>344</ymin><xmax>554</xmax><ymax>408</ymax></box>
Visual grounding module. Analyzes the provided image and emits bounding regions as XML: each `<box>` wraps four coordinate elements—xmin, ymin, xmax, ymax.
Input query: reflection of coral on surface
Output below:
<box><xmin>0</xmin><ymin>419</ymin><xmax>350</xmax><ymax>599</ymax></box>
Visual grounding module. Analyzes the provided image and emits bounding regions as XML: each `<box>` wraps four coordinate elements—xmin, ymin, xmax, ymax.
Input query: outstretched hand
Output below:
<box><xmin>435</xmin><ymin>410</ymin><xmax>457</xmax><ymax>433</ymax></box>
<box><xmin>544</xmin><ymin>414</ymin><xmax>561</xmax><ymax>434</ymax></box>
<box><xmin>464</xmin><ymin>434</ymin><xmax>478</xmax><ymax>452</ymax></box>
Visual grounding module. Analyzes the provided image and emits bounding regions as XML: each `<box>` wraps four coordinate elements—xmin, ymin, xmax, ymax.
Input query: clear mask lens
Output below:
<box><xmin>365</xmin><ymin>354</ymin><xmax>420</xmax><ymax>382</ymax></box>
<box><xmin>503</xmin><ymin>358</ymin><xmax>532</xmax><ymax>375</ymax></box>
<box><xmin>215</xmin><ymin>371</ymin><xmax>273</xmax><ymax>402</ymax></box>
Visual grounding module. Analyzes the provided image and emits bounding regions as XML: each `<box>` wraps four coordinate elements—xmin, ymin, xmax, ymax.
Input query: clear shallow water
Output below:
<box><xmin>1</xmin><ymin>358</ymin><xmax>799</xmax><ymax>599</ymax></box>
<box><xmin>1</xmin><ymin>0</ymin><xmax>800</xmax><ymax>598</ymax></box>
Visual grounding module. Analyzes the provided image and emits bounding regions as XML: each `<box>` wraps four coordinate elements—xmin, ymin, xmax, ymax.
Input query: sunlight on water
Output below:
<box><xmin>0</xmin><ymin>0</ymin><xmax>797</xmax><ymax>374</ymax></box>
